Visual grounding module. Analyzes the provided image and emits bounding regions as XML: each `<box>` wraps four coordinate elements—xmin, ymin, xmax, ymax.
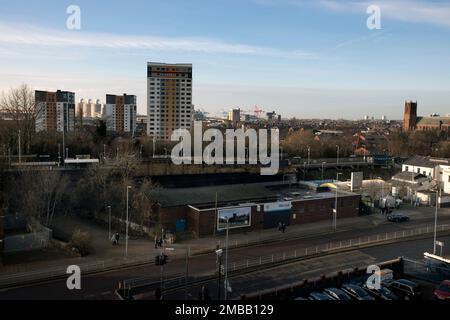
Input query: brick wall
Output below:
<box><xmin>159</xmin><ymin>195</ymin><xmax>361</xmax><ymax>237</ymax></box>
<box><xmin>290</xmin><ymin>195</ymin><xmax>360</xmax><ymax>225</ymax></box>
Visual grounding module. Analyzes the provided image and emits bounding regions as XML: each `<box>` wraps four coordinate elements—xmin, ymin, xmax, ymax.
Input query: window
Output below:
<box><xmin>405</xmin><ymin>166</ymin><xmax>409</xmax><ymax>172</ymax></box>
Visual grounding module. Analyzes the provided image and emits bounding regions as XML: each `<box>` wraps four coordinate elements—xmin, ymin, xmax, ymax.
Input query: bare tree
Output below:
<box><xmin>0</xmin><ymin>84</ymin><xmax>37</xmax><ymax>153</ymax></box>
<box><xmin>7</xmin><ymin>169</ymin><xmax>69</xmax><ymax>226</ymax></box>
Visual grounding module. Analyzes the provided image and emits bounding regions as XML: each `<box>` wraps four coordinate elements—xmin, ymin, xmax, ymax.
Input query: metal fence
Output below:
<box><xmin>403</xmin><ymin>257</ymin><xmax>450</xmax><ymax>284</ymax></box>
<box><xmin>3</xmin><ymin>226</ymin><xmax>52</xmax><ymax>254</ymax></box>
<box><xmin>121</xmin><ymin>223</ymin><xmax>450</xmax><ymax>295</ymax></box>
<box><xmin>2</xmin><ymin>223</ymin><xmax>450</xmax><ymax>290</ymax></box>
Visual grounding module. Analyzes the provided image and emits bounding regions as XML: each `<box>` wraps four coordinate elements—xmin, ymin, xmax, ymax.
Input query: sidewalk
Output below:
<box><xmin>1</xmin><ymin>206</ymin><xmax>449</xmax><ymax>277</ymax></box>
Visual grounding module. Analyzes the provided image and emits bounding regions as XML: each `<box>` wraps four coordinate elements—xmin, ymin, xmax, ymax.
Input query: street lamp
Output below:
<box><xmin>433</xmin><ymin>189</ymin><xmax>441</xmax><ymax>254</ymax></box>
<box><xmin>125</xmin><ymin>186</ymin><xmax>131</xmax><ymax>257</ymax></box>
<box><xmin>336</xmin><ymin>145</ymin><xmax>340</xmax><ymax>166</ymax></box>
<box><xmin>107</xmin><ymin>205</ymin><xmax>112</xmax><ymax>240</ymax></box>
<box><xmin>224</xmin><ymin>218</ymin><xmax>230</xmax><ymax>300</ymax></box>
<box><xmin>307</xmin><ymin>145</ymin><xmax>311</xmax><ymax>164</ymax></box>
<box><xmin>215</xmin><ymin>248</ymin><xmax>223</xmax><ymax>300</ymax></box>
<box><xmin>321</xmin><ymin>162</ymin><xmax>326</xmax><ymax>180</ymax></box>
<box><xmin>334</xmin><ymin>172</ymin><xmax>343</xmax><ymax>231</ymax></box>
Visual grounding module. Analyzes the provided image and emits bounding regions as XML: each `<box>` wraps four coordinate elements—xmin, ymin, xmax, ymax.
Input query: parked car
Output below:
<box><xmin>309</xmin><ymin>292</ymin><xmax>334</xmax><ymax>301</ymax></box>
<box><xmin>323</xmin><ymin>288</ymin><xmax>352</xmax><ymax>300</ymax></box>
<box><xmin>433</xmin><ymin>280</ymin><xmax>450</xmax><ymax>300</ymax></box>
<box><xmin>387</xmin><ymin>214</ymin><xmax>410</xmax><ymax>223</ymax></box>
<box><xmin>362</xmin><ymin>283</ymin><xmax>399</xmax><ymax>300</ymax></box>
<box><xmin>384</xmin><ymin>279</ymin><xmax>422</xmax><ymax>300</ymax></box>
<box><xmin>341</xmin><ymin>284</ymin><xmax>375</xmax><ymax>300</ymax></box>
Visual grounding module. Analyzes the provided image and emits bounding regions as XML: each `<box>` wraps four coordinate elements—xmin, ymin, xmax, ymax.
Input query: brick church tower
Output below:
<box><xmin>403</xmin><ymin>101</ymin><xmax>417</xmax><ymax>131</ymax></box>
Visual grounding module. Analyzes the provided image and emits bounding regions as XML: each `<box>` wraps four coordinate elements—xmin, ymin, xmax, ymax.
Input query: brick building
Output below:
<box><xmin>149</xmin><ymin>182</ymin><xmax>361</xmax><ymax>237</ymax></box>
<box><xmin>403</xmin><ymin>101</ymin><xmax>450</xmax><ymax>132</ymax></box>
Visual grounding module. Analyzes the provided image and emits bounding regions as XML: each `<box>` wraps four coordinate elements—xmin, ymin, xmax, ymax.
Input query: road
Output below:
<box><xmin>0</xmin><ymin>213</ymin><xmax>449</xmax><ymax>300</ymax></box>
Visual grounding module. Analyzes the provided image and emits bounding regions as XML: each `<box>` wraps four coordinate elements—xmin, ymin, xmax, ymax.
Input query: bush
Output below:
<box><xmin>70</xmin><ymin>229</ymin><xmax>92</xmax><ymax>257</ymax></box>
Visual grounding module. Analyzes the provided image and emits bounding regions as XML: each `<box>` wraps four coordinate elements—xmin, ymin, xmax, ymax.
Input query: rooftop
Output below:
<box><xmin>150</xmin><ymin>181</ymin><xmax>358</xmax><ymax>208</ymax></box>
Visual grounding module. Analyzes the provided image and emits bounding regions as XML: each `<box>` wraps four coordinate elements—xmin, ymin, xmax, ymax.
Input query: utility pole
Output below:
<box><xmin>307</xmin><ymin>145</ymin><xmax>311</xmax><ymax>164</ymax></box>
<box><xmin>108</xmin><ymin>205</ymin><xmax>112</xmax><ymax>240</ymax></box>
<box><xmin>185</xmin><ymin>247</ymin><xmax>189</xmax><ymax>300</ymax></box>
<box><xmin>18</xmin><ymin>129</ymin><xmax>21</xmax><ymax>163</ymax></box>
<box><xmin>336</xmin><ymin>145</ymin><xmax>340</xmax><ymax>166</ymax></box>
<box><xmin>334</xmin><ymin>172</ymin><xmax>342</xmax><ymax>231</ymax></box>
<box><xmin>125</xmin><ymin>186</ymin><xmax>131</xmax><ymax>257</ymax></box>
<box><xmin>322</xmin><ymin>162</ymin><xmax>325</xmax><ymax>180</ymax></box>
<box><xmin>433</xmin><ymin>189</ymin><xmax>440</xmax><ymax>254</ymax></box>
<box><xmin>224</xmin><ymin>218</ymin><xmax>230</xmax><ymax>300</ymax></box>
<box><xmin>214</xmin><ymin>192</ymin><xmax>218</xmax><ymax>238</ymax></box>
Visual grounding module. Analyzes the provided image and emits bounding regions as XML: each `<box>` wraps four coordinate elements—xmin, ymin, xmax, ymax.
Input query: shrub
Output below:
<box><xmin>70</xmin><ymin>229</ymin><xmax>92</xmax><ymax>257</ymax></box>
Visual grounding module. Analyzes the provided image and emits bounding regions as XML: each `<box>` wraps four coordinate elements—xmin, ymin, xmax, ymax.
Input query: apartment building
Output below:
<box><xmin>104</xmin><ymin>94</ymin><xmax>137</xmax><ymax>135</ymax></box>
<box><xmin>35</xmin><ymin>90</ymin><xmax>75</xmax><ymax>132</ymax></box>
<box><xmin>147</xmin><ymin>62</ymin><xmax>193</xmax><ymax>140</ymax></box>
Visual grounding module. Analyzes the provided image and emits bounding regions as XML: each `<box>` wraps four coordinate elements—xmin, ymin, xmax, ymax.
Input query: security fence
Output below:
<box><xmin>3</xmin><ymin>226</ymin><xmax>52</xmax><ymax>253</ymax></box>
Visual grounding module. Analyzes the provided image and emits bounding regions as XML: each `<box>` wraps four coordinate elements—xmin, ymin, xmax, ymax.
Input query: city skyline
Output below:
<box><xmin>1</xmin><ymin>0</ymin><xmax>450</xmax><ymax>119</ymax></box>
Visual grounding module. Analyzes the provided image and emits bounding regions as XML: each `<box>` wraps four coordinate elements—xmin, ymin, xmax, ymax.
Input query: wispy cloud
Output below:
<box><xmin>0</xmin><ymin>23</ymin><xmax>317</xmax><ymax>59</ymax></box>
<box><xmin>254</xmin><ymin>0</ymin><xmax>450</xmax><ymax>28</ymax></box>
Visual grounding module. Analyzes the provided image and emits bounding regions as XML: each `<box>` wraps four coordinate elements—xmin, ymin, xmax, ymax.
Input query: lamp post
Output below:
<box><xmin>18</xmin><ymin>129</ymin><xmax>21</xmax><ymax>163</ymax></box>
<box><xmin>433</xmin><ymin>189</ymin><xmax>440</xmax><ymax>254</ymax></box>
<box><xmin>224</xmin><ymin>218</ymin><xmax>230</xmax><ymax>300</ymax></box>
<box><xmin>307</xmin><ymin>145</ymin><xmax>311</xmax><ymax>164</ymax></box>
<box><xmin>334</xmin><ymin>172</ymin><xmax>343</xmax><ymax>231</ymax></box>
<box><xmin>125</xmin><ymin>186</ymin><xmax>131</xmax><ymax>257</ymax></box>
<box><xmin>321</xmin><ymin>162</ymin><xmax>326</xmax><ymax>180</ymax></box>
<box><xmin>215</xmin><ymin>249</ymin><xmax>223</xmax><ymax>300</ymax></box>
<box><xmin>107</xmin><ymin>205</ymin><xmax>112</xmax><ymax>240</ymax></box>
<box><xmin>336</xmin><ymin>145</ymin><xmax>340</xmax><ymax>166</ymax></box>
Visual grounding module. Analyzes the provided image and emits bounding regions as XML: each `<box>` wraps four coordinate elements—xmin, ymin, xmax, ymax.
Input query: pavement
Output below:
<box><xmin>0</xmin><ymin>205</ymin><xmax>448</xmax><ymax>275</ymax></box>
<box><xmin>0</xmin><ymin>204</ymin><xmax>449</xmax><ymax>299</ymax></box>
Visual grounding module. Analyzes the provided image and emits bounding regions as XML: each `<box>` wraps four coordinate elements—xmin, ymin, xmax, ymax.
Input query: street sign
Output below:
<box><xmin>436</xmin><ymin>241</ymin><xmax>444</xmax><ymax>247</ymax></box>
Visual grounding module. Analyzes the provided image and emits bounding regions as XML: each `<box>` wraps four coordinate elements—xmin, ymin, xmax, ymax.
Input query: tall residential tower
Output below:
<box><xmin>35</xmin><ymin>90</ymin><xmax>75</xmax><ymax>132</ymax></box>
<box><xmin>147</xmin><ymin>62</ymin><xmax>193</xmax><ymax>140</ymax></box>
<box><xmin>105</xmin><ymin>94</ymin><xmax>137</xmax><ymax>135</ymax></box>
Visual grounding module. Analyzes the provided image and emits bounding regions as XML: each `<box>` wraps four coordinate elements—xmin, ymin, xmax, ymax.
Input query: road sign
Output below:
<box><xmin>436</xmin><ymin>241</ymin><xmax>444</xmax><ymax>247</ymax></box>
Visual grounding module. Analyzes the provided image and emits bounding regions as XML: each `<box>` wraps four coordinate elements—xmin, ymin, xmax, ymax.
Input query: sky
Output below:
<box><xmin>0</xmin><ymin>0</ymin><xmax>450</xmax><ymax>120</ymax></box>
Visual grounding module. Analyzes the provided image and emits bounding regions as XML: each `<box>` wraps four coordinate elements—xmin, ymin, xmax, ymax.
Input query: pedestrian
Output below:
<box><xmin>111</xmin><ymin>234</ymin><xmax>117</xmax><ymax>245</ymax></box>
<box><xmin>278</xmin><ymin>222</ymin><xmax>282</xmax><ymax>232</ymax></box>
<box><xmin>115</xmin><ymin>232</ymin><xmax>120</xmax><ymax>245</ymax></box>
<box><xmin>282</xmin><ymin>223</ymin><xmax>286</xmax><ymax>233</ymax></box>
<box><xmin>154</xmin><ymin>235</ymin><xmax>158</xmax><ymax>249</ymax></box>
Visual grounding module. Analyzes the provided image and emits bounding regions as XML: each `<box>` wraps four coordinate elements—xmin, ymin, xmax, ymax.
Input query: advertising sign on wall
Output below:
<box><xmin>217</xmin><ymin>206</ymin><xmax>251</xmax><ymax>231</ymax></box>
<box><xmin>263</xmin><ymin>201</ymin><xmax>292</xmax><ymax>213</ymax></box>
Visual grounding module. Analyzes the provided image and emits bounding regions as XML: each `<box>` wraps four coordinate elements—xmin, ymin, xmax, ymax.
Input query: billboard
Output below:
<box><xmin>217</xmin><ymin>206</ymin><xmax>251</xmax><ymax>231</ymax></box>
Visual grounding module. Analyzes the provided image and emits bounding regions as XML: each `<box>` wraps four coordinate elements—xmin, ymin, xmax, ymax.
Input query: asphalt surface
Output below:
<box><xmin>1</xmin><ymin>213</ymin><xmax>449</xmax><ymax>300</ymax></box>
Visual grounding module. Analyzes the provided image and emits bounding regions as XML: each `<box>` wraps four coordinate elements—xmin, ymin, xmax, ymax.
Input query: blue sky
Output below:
<box><xmin>0</xmin><ymin>0</ymin><xmax>450</xmax><ymax>119</ymax></box>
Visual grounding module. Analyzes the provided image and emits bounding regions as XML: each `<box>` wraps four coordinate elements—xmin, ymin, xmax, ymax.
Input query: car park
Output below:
<box><xmin>384</xmin><ymin>279</ymin><xmax>422</xmax><ymax>300</ymax></box>
<box><xmin>362</xmin><ymin>283</ymin><xmax>399</xmax><ymax>300</ymax></box>
<box><xmin>309</xmin><ymin>292</ymin><xmax>334</xmax><ymax>301</ymax></box>
<box><xmin>323</xmin><ymin>288</ymin><xmax>352</xmax><ymax>300</ymax></box>
<box><xmin>433</xmin><ymin>280</ymin><xmax>450</xmax><ymax>300</ymax></box>
<box><xmin>341</xmin><ymin>284</ymin><xmax>375</xmax><ymax>300</ymax></box>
